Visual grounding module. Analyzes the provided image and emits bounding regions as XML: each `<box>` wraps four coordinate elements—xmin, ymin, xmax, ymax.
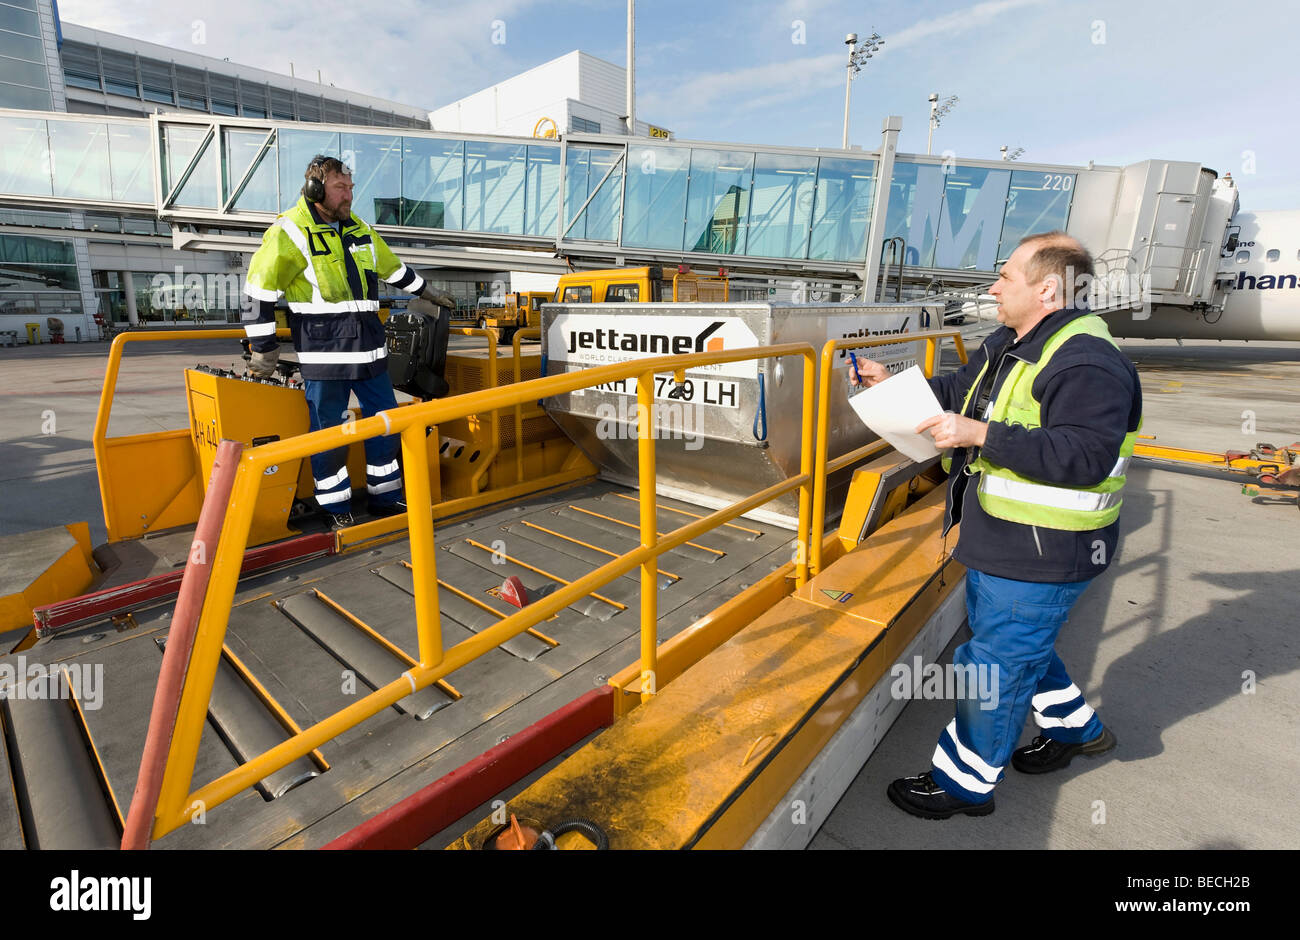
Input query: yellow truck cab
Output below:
<box><xmin>553</xmin><ymin>265</ymin><xmax>729</xmax><ymax>304</ymax></box>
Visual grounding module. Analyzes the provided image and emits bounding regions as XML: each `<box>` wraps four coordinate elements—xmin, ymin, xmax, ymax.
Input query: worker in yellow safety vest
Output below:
<box><xmin>852</xmin><ymin>231</ymin><xmax>1142</xmax><ymax>819</ymax></box>
<box><xmin>242</xmin><ymin>154</ymin><xmax>453</xmax><ymax>529</ymax></box>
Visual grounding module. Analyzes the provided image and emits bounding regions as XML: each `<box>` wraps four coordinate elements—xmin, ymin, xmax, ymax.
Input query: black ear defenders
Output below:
<box><xmin>302</xmin><ymin>154</ymin><xmax>330</xmax><ymax>203</ymax></box>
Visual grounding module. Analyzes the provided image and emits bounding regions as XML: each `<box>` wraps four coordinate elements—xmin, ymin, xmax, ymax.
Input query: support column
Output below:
<box><xmin>122</xmin><ymin>271</ymin><xmax>139</xmax><ymax>325</ymax></box>
<box><xmin>861</xmin><ymin>115</ymin><xmax>902</xmax><ymax>303</ymax></box>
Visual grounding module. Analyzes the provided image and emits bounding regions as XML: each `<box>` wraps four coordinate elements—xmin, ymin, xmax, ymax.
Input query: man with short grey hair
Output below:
<box><xmin>853</xmin><ymin>231</ymin><xmax>1142</xmax><ymax>818</ymax></box>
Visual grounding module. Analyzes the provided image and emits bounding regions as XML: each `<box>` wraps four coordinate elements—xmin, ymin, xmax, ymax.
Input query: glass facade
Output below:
<box><xmin>1</xmin><ymin>115</ymin><xmax>154</xmax><ymax>204</ymax></box>
<box><xmin>885</xmin><ymin>159</ymin><xmax>1074</xmax><ymax>270</ymax></box>
<box><xmin>563</xmin><ymin>145</ymin><xmax>622</xmax><ymax>241</ymax></box>
<box><xmin>0</xmin><ymin>229</ymin><xmax>82</xmax><ymax>324</ymax></box>
<box><xmin>59</xmin><ymin>38</ymin><xmax>427</xmax><ymax>128</ymax></box>
<box><xmin>0</xmin><ymin>0</ymin><xmax>53</xmax><ymax>111</ymax></box>
<box><xmin>0</xmin><ymin>111</ymin><xmax>1078</xmax><ymax>274</ymax></box>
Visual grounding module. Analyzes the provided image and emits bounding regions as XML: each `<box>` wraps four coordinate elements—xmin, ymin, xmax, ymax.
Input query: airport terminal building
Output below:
<box><xmin>0</xmin><ymin>0</ymin><xmax>1233</xmax><ymax>344</ymax></box>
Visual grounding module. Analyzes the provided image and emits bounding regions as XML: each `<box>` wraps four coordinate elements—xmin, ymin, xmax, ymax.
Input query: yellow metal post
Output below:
<box><xmin>796</xmin><ymin>350</ymin><xmax>814</xmax><ymax>586</ymax></box>
<box><xmin>810</xmin><ymin>341</ymin><xmax>836</xmax><ymax>578</ymax></box>
<box><xmin>637</xmin><ymin>373</ymin><xmax>657</xmax><ymax>703</ymax></box>
<box><xmin>401</xmin><ymin>422</ymin><xmax>443</xmax><ymax>667</ymax></box>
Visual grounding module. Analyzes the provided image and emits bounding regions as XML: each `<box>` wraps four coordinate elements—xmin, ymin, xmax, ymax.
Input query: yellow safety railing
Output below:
<box><xmin>512</xmin><ymin>327</ymin><xmax>543</xmax><ymax>485</ymax></box>
<box><xmin>148</xmin><ymin>341</ymin><xmax>817</xmax><ymax>840</ymax></box>
<box><xmin>93</xmin><ymin>328</ymin><xmax>291</xmax><ymax>541</ymax></box>
<box><xmin>807</xmin><ymin>329</ymin><xmax>969</xmax><ymax>577</ymax></box>
<box><xmin>326</xmin><ymin>326</ymin><xmax>591</xmax><ymax>550</ymax></box>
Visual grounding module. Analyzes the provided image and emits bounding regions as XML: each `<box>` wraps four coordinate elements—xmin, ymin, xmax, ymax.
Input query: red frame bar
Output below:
<box><xmin>32</xmin><ymin>532</ymin><xmax>336</xmax><ymax>637</ymax></box>
<box><xmin>324</xmin><ymin>685</ymin><xmax>615</xmax><ymax>851</ymax></box>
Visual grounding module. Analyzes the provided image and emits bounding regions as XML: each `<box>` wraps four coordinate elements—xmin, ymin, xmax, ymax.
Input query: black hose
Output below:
<box><xmin>531</xmin><ymin>818</ymin><xmax>609</xmax><ymax>850</ymax></box>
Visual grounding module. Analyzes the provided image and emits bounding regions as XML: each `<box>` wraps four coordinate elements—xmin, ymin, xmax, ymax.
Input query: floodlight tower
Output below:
<box><xmin>927</xmin><ymin>93</ymin><xmax>958</xmax><ymax>155</ymax></box>
<box><xmin>842</xmin><ymin>31</ymin><xmax>885</xmax><ymax>149</ymax></box>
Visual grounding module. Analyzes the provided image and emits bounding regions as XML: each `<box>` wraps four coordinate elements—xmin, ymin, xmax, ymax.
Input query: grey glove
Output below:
<box><xmin>420</xmin><ymin>284</ymin><xmax>456</xmax><ymax>310</ymax></box>
<box><xmin>249</xmin><ymin>346</ymin><xmax>279</xmax><ymax>379</ymax></box>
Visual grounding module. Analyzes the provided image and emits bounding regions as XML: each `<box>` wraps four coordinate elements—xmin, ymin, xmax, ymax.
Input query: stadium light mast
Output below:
<box><xmin>842</xmin><ymin>31</ymin><xmax>884</xmax><ymax>149</ymax></box>
<box><xmin>927</xmin><ymin>93</ymin><xmax>958</xmax><ymax>155</ymax></box>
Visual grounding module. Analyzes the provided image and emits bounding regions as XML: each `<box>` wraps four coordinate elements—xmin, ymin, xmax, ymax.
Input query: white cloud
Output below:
<box><xmin>642</xmin><ymin>0</ymin><xmax>1047</xmax><ymax>120</ymax></box>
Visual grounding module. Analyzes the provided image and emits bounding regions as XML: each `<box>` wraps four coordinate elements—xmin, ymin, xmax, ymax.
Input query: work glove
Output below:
<box><xmin>420</xmin><ymin>284</ymin><xmax>456</xmax><ymax>310</ymax></box>
<box><xmin>249</xmin><ymin>346</ymin><xmax>279</xmax><ymax>379</ymax></box>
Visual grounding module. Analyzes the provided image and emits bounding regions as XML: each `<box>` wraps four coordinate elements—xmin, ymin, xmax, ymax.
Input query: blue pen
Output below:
<box><xmin>848</xmin><ymin>351</ymin><xmax>862</xmax><ymax>385</ymax></box>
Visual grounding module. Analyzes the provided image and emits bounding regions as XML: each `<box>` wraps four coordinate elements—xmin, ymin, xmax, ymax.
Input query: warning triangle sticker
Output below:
<box><xmin>821</xmin><ymin>589</ymin><xmax>845</xmax><ymax>600</ymax></box>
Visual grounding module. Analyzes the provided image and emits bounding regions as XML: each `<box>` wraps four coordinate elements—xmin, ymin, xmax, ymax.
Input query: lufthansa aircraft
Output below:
<box><xmin>1103</xmin><ymin>210</ymin><xmax>1300</xmax><ymax>342</ymax></box>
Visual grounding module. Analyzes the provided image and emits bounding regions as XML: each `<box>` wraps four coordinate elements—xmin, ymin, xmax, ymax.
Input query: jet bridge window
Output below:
<box><xmin>1266</xmin><ymin>249</ymin><xmax>1280</xmax><ymax>262</ymax></box>
<box><xmin>1235</xmin><ymin>250</ymin><xmax>1251</xmax><ymax>264</ymax></box>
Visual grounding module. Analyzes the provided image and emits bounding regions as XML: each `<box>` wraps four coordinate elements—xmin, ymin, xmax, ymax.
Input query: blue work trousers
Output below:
<box><xmin>302</xmin><ymin>373</ymin><xmax>402</xmax><ymax>515</ymax></box>
<box><xmin>929</xmin><ymin>568</ymin><xmax>1106</xmax><ymax>803</ymax></box>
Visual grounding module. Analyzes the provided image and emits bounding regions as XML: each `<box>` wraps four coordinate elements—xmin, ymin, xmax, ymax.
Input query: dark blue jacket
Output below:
<box><xmin>929</xmin><ymin>306</ymin><xmax>1143</xmax><ymax>583</ymax></box>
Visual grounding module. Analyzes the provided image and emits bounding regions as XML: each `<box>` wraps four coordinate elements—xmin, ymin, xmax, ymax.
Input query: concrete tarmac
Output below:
<box><xmin>0</xmin><ymin>330</ymin><xmax>1296</xmax><ymax>850</ymax></box>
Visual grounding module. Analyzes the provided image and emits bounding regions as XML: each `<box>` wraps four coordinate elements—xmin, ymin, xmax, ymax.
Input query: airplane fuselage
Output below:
<box><xmin>1105</xmin><ymin>210</ymin><xmax>1300</xmax><ymax>341</ymax></box>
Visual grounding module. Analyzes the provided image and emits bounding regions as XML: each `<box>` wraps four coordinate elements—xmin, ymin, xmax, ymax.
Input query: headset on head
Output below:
<box><xmin>302</xmin><ymin>154</ymin><xmax>332</xmax><ymax>203</ymax></box>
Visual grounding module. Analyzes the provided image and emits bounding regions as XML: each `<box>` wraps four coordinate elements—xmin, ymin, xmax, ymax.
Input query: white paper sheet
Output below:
<box><xmin>847</xmin><ymin>365</ymin><xmax>945</xmax><ymax>462</ymax></box>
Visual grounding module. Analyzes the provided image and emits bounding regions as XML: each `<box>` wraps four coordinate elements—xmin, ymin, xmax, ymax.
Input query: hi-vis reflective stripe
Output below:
<box><xmin>245</xmin><ymin>283</ymin><xmax>283</xmax><ymax>302</ymax></box>
<box><xmin>297</xmin><ymin>348</ymin><xmax>387</xmax><ymax>364</ymax></box>
<box><xmin>366</xmin><ymin>460</ymin><xmax>399</xmax><ymax>478</ymax></box>
<box><xmin>980</xmin><ymin>475</ymin><xmax>1123</xmax><ymax>513</ymax></box>
<box><xmin>367</xmin><ymin>480</ymin><xmax>401</xmax><ymax>495</ymax></box>
<box><xmin>288</xmin><ymin>299</ymin><xmax>381</xmax><ymax>315</ymax></box>
<box><xmin>1032</xmin><ymin>684</ymin><xmax>1084</xmax><ymax>711</ymax></box>
<box><xmin>277</xmin><ymin>216</ymin><xmax>327</xmax><ymax>304</ymax></box>
<box><xmin>1034</xmin><ymin>701</ymin><xmax>1096</xmax><ymax>730</ymax></box>
<box><xmin>384</xmin><ymin>264</ymin><xmax>410</xmax><ymax>284</ymax></box>
<box><xmin>942</xmin><ymin>719</ymin><xmax>1002</xmax><ymax>783</ymax></box>
<box><xmin>244</xmin><ymin>321</ymin><xmax>276</xmax><ymax>337</ymax></box>
<box><xmin>932</xmin><ymin>745</ymin><xmax>996</xmax><ymax>795</ymax></box>
<box><xmin>315</xmin><ymin>467</ymin><xmax>349</xmax><ymax>490</ymax></box>
<box><xmin>316</xmin><ymin>488</ymin><xmax>351</xmax><ymax>505</ymax></box>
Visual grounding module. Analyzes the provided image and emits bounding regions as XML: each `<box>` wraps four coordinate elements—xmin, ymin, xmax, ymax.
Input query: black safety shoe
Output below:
<box><xmin>368</xmin><ymin>500</ymin><xmax>407</xmax><ymax>519</ymax></box>
<box><xmin>1011</xmin><ymin>727</ymin><xmax>1117</xmax><ymax>775</ymax></box>
<box><xmin>329</xmin><ymin>512</ymin><xmax>355</xmax><ymax>531</ymax></box>
<box><xmin>887</xmin><ymin>771</ymin><xmax>995</xmax><ymax>820</ymax></box>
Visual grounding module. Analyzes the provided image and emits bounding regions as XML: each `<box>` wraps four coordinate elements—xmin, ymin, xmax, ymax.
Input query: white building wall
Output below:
<box><xmin>430</xmin><ymin>50</ymin><xmax>664</xmax><ymax>139</ymax></box>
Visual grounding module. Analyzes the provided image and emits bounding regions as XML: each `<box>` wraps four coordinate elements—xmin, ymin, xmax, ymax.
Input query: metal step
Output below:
<box><xmin>277</xmin><ymin>592</ymin><xmax>456</xmax><ymax>720</ymax></box>
<box><xmin>551</xmin><ymin>505</ymin><xmax>722</xmax><ymax>566</ymax></box>
<box><xmin>2</xmin><ymin>691</ymin><xmax>119</xmax><ymax>849</ymax></box>
<box><xmin>0</xmin><ymin>704</ymin><xmax>27</xmax><ymax>848</ymax></box>
<box><xmin>371</xmin><ymin>561</ymin><xmax>551</xmax><ymax>662</ymax></box>
<box><xmin>171</xmin><ymin>639</ymin><xmax>321</xmax><ymax>799</ymax></box>
<box><xmin>444</xmin><ymin>539</ymin><xmax>623</xmax><ymax>622</ymax></box>
<box><xmin>500</xmin><ymin>519</ymin><xmax>678</xmax><ymax>590</ymax></box>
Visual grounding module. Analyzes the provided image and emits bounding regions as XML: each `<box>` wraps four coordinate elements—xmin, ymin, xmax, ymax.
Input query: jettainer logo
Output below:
<box><xmin>548</xmin><ymin>314</ymin><xmax>761</xmax><ymax>379</ymax></box>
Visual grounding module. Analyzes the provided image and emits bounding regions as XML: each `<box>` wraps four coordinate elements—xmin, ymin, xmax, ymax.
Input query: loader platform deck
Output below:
<box><xmin>0</xmin><ymin>480</ymin><xmax>794</xmax><ymax>849</ymax></box>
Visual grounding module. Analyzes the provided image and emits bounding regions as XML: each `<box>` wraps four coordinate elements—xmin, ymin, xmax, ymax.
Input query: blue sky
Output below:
<box><xmin>60</xmin><ymin>0</ymin><xmax>1300</xmax><ymax>210</ymax></box>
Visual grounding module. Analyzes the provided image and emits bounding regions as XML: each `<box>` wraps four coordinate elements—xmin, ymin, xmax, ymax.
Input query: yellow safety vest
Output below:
<box><xmin>943</xmin><ymin>315</ymin><xmax>1139</xmax><ymax>532</ymax></box>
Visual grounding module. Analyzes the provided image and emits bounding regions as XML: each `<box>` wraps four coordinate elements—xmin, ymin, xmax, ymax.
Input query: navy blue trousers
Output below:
<box><xmin>302</xmin><ymin>373</ymin><xmax>402</xmax><ymax>515</ymax></box>
<box><xmin>930</xmin><ymin>568</ymin><xmax>1106</xmax><ymax>803</ymax></box>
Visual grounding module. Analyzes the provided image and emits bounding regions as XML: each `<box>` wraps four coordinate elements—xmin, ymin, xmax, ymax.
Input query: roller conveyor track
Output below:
<box><xmin>0</xmin><ymin>479</ymin><xmax>794</xmax><ymax>849</ymax></box>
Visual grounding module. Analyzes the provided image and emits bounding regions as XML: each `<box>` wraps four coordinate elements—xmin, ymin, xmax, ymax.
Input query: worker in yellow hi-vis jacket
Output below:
<box><xmin>242</xmin><ymin>154</ymin><xmax>453</xmax><ymax>529</ymax></box>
